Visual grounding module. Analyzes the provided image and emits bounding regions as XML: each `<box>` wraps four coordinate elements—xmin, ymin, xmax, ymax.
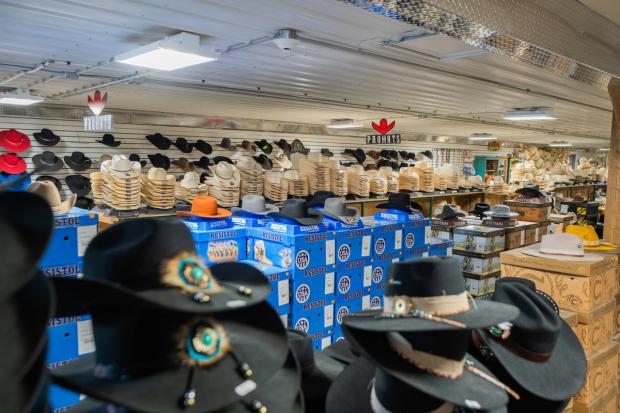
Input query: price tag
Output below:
<box><xmin>325</xmin><ymin>272</ymin><xmax>335</xmax><ymax>295</ymax></box>
<box><xmin>324</xmin><ymin>304</ymin><xmax>334</xmax><ymax>327</ymax></box>
<box><xmin>325</xmin><ymin>239</ymin><xmax>335</xmax><ymax>265</ymax></box>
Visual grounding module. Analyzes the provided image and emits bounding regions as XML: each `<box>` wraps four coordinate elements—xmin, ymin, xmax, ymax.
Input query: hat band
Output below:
<box><xmin>474</xmin><ymin>330</ymin><xmax>552</xmax><ymax>363</ymax></box>
<box><xmin>384</xmin><ymin>291</ymin><xmax>470</xmax><ymax>317</ymax></box>
<box><xmin>370</xmin><ymin>384</ymin><xmax>455</xmax><ymax>413</ymax></box>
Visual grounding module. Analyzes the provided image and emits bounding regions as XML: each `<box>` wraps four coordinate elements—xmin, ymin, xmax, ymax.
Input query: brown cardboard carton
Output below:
<box><xmin>563</xmin><ymin>398</ymin><xmax>573</xmax><ymax>413</ymax></box>
<box><xmin>504</xmin><ymin>225</ymin><xmax>526</xmax><ymax>250</ymax></box>
<box><xmin>613</xmin><ymin>334</ymin><xmax>620</xmax><ymax>373</ymax></box>
<box><xmin>574</xmin><ymin>384</ymin><xmax>616</xmax><ymax>413</ymax></box>
<box><xmin>616</xmin><ymin>294</ymin><xmax>620</xmax><ymax>335</ymax></box>
<box><xmin>576</xmin><ymin>341</ymin><xmax>619</xmax><ymax>403</ymax></box>
<box><xmin>574</xmin><ymin>301</ymin><xmax>615</xmax><ymax>355</ymax></box>
<box><xmin>561</xmin><ymin>309</ymin><xmax>578</xmax><ymax>329</ymax></box>
<box><xmin>522</xmin><ymin>222</ymin><xmax>539</xmax><ymax>245</ymax></box>
<box><xmin>505</xmin><ymin>199</ymin><xmax>552</xmax><ymax>222</ymax></box>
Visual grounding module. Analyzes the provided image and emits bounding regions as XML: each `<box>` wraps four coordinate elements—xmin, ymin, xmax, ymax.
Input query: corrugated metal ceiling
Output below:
<box><xmin>0</xmin><ymin>0</ymin><xmax>615</xmax><ymax>147</ymax></box>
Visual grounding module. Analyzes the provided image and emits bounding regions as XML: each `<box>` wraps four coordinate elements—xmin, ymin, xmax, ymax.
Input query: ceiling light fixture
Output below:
<box><xmin>548</xmin><ymin>141</ymin><xmax>573</xmax><ymax>147</ymax></box>
<box><xmin>468</xmin><ymin>133</ymin><xmax>497</xmax><ymax>141</ymax></box>
<box><xmin>0</xmin><ymin>89</ymin><xmax>45</xmax><ymax>105</ymax></box>
<box><xmin>115</xmin><ymin>32</ymin><xmax>218</xmax><ymax>71</ymax></box>
<box><xmin>599</xmin><ymin>148</ymin><xmax>610</xmax><ymax>151</ymax></box>
<box><xmin>503</xmin><ymin>107</ymin><xmax>556</xmax><ymax>121</ymax></box>
<box><xmin>325</xmin><ymin>119</ymin><xmax>363</xmax><ymax>129</ymax></box>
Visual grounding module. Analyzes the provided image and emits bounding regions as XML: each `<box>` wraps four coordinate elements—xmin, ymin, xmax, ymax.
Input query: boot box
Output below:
<box><xmin>574</xmin><ymin>300</ymin><xmax>615</xmax><ymax>355</ymax></box>
<box><xmin>334</xmin><ymin>288</ymin><xmax>372</xmax><ymax>330</ymax></box>
<box><xmin>289</xmin><ymin>265</ymin><xmax>335</xmax><ymax>308</ymax></box>
<box><xmin>573</xmin><ymin>384</ymin><xmax>616</xmax><ymax>413</ymax></box>
<box><xmin>47</xmin><ymin>315</ymin><xmax>95</xmax><ymax>365</ymax></box>
<box><xmin>576</xmin><ymin>341</ymin><xmax>619</xmax><ymax>404</ymax></box>
<box><xmin>428</xmin><ymin>239</ymin><xmax>453</xmax><ymax>257</ymax></box>
<box><xmin>361</xmin><ymin>216</ymin><xmax>404</xmax><ymax>262</ymax></box>
<box><xmin>335</xmin><ymin>258</ymin><xmax>373</xmax><ymax>296</ymax></box>
<box><xmin>453</xmin><ymin>225</ymin><xmax>505</xmax><ymax>254</ymax></box>
<box><xmin>323</xmin><ymin>217</ymin><xmax>373</xmax><ymax>267</ymax></box>
<box><xmin>370</xmin><ymin>282</ymin><xmax>385</xmax><ymax>310</ymax></box>
<box><xmin>464</xmin><ymin>271</ymin><xmax>499</xmax><ymax>297</ymax></box>
<box><xmin>505</xmin><ymin>198</ymin><xmax>553</xmax><ymax>222</ymax></box>
<box><xmin>454</xmin><ymin>250</ymin><xmax>501</xmax><ymax>276</ymax></box>
<box><xmin>289</xmin><ymin>301</ymin><xmax>334</xmax><ymax>337</ymax></box>
<box><xmin>248</xmin><ymin>221</ymin><xmax>335</xmax><ymax>271</ymax></box>
<box><xmin>240</xmin><ymin>260</ymin><xmax>290</xmax><ymax>312</ymax></box>
<box><xmin>183</xmin><ymin>217</ymin><xmax>247</xmax><ymax>265</ymax></box>
<box><xmin>371</xmin><ymin>259</ymin><xmax>399</xmax><ymax>291</ymax></box>
<box><xmin>39</xmin><ymin>208</ymin><xmax>98</xmax><ymax>268</ymax></box>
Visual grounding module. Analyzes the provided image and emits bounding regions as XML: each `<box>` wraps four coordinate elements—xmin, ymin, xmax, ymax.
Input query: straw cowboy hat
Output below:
<box><xmin>27</xmin><ymin>181</ymin><xmax>76</xmax><ymax>215</ymax></box>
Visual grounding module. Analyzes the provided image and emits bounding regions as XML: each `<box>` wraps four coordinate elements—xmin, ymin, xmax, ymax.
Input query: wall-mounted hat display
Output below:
<box><xmin>96</xmin><ymin>133</ymin><xmax>121</xmax><ymax>147</ymax></box>
<box><xmin>33</xmin><ymin>128</ymin><xmax>60</xmax><ymax>146</ymax></box>
<box><xmin>0</xmin><ymin>129</ymin><xmax>30</xmax><ymax>152</ymax></box>
<box><xmin>64</xmin><ymin>151</ymin><xmax>92</xmax><ymax>171</ymax></box>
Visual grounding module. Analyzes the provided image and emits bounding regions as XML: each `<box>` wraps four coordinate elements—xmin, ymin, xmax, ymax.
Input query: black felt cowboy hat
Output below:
<box><xmin>75</xmin><ymin>196</ymin><xmax>95</xmax><ymax>210</ymax></box>
<box><xmin>213</xmin><ymin>156</ymin><xmax>234</xmax><ymax>165</ymax></box>
<box><xmin>274</xmin><ymin>139</ymin><xmax>292</xmax><ymax>155</ymax></box>
<box><xmin>288</xmin><ymin>329</ymin><xmax>346</xmax><ymax>413</ymax></box>
<box><xmin>51</xmin><ymin>303</ymin><xmax>288</xmax><ymax>413</ymax></box>
<box><xmin>470</xmin><ymin>202</ymin><xmax>491</xmax><ymax>219</ymax></box>
<box><xmin>321</xmin><ymin>148</ymin><xmax>334</xmax><ymax>157</ymax></box>
<box><xmin>5</xmin><ymin>351</ymin><xmax>50</xmax><ymax>413</ymax></box>
<box><xmin>96</xmin><ymin>133</ymin><xmax>121</xmax><ymax>147</ymax></box>
<box><xmin>195</xmin><ymin>140</ymin><xmax>212</xmax><ymax>155</ymax></box>
<box><xmin>326</xmin><ymin>357</ymin><xmax>507</xmax><ymax>413</ymax></box>
<box><xmin>253</xmin><ymin>154</ymin><xmax>273</xmax><ymax>170</ymax></box>
<box><xmin>343</xmin><ymin>148</ymin><xmax>366</xmax><ymax>164</ymax></box>
<box><xmin>192</xmin><ymin>156</ymin><xmax>211</xmax><ymax>170</ymax></box>
<box><xmin>268</xmin><ymin>198</ymin><xmax>323</xmax><ymax>226</ymax></box>
<box><xmin>343</xmin><ymin>257</ymin><xmax>519</xmax><ymax>333</ymax></box>
<box><xmin>148</xmin><ymin>153</ymin><xmax>171</xmax><ymax>170</ymax></box>
<box><xmin>36</xmin><ymin>175</ymin><xmax>62</xmax><ymax>192</ymax></box>
<box><xmin>515</xmin><ymin>187</ymin><xmax>547</xmax><ymax>200</ymax></box>
<box><xmin>376</xmin><ymin>192</ymin><xmax>419</xmax><ymax>214</ymax></box>
<box><xmin>51</xmin><ymin>219</ymin><xmax>271</xmax><ymax>315</ymax></box>
<box><xmin>61</xmin><ymin>352</ymin><xmax>303</xmax><ymax>413</ymax></box>
<box><xmin>306</xmin><ymin>191</ymin><xmax>337</xmax><ymax>208</ymax></box>
<box><xmin>173</xmin><ymin>137</ymin><xmax>193</xmax><ymax>153</ymax></box>
<box><xmin>472</xmin><ymin>278</ymin><xmax>586</xmax><ymax>403</ymax></box>
<box><xmin>0</xmin><ymin>191</ymin><xmax>53</xmax><ymax>300</ymax></box>
<box><xmin>146</xmin><ymin>133</ymin><xmax>171</xmax><ymax>150</ymax></box>
<box><xmin>128</xmin><ymin>153</ymin><xmax>147</xmax><ymax>168</ymax></box>
<box><xmin>291</xmin><ymin>139</ymin><xmax>309</xmax><ymax>155</ymax></box>
<box><xmin>435</xmin><ymin>204</ymin><xmax>465</xmax><ymax>219</ymax></box>
<box><xmin>254</xmin><ymin>139</ymin><xmax>272</xmax><ymax>154</ymax></box>
<box><xmin>217</xmin><ymin>138</ymin><xmax>235</xmax><ymax>150</ymax></box>
<box><xmin>65</xmin><ymin>175</ymin><xmax>91</xmax><ymax>196</ymax></box>
<box><xmin>32</xmin><ymin>150</ymin><xmax>63</xmax><ymax>171</ymax></box>
<box><xmin>33</xmin><ymin>128</ymin><xmax>60</xmax><ymax>146</ymax></box>
<box><xmin>64</xmin><ymin>152</ymin><xmax>92</xmax><ymax>172</ymax></box>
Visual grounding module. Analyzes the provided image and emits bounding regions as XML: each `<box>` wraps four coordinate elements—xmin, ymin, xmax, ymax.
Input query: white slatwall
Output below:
<box><xmin>0</xmin><ymin>114</ymin><xmax>511</xmax><ymax>199</ymax></box>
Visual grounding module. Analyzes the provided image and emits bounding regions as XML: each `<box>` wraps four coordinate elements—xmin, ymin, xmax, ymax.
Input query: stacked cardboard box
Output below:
<box><xmin>501</xmin><ymin>247</ymin><xmax>619</xmax><ymax>412</ymax></box>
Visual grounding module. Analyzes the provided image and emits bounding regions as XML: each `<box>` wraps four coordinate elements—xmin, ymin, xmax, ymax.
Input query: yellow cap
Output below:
<box><xmin>565</xmin><ymin>225</ymin><xmax>616</xmax><ymax>250</ymax></box>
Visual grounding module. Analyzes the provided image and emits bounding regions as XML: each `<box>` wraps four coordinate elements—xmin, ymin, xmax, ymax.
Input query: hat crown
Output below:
<box><xmin>111</xmin><ymin>155</ymin><xmax>132</xmax><ymax>172</ymax></box>
<box><xmin>148</xmin><ymin>167</ymin><xmax>168</xmax><ymax>181</ymax></box>
<box><xmin>71</xmin><ymin>152</ymin><xmax>85</xmax><ymax>162</ymax></box>
<box><xmin>216</xmin><ymin>162</ymin><xmax>234</xmax><ymax>179</ymax></box>
<box><xmin>191</xmin><ymin>196</ymin><xmax>219</xmax><ymax>216</ymax></box>
<box><xmin>385</xmin><ymin>257</ymin><xmax>465</xmax><ymax>298</ymax></box>
<box><xmin>566</xmin><ymin>225</ymin><xmax>599</xmax><ymax>244</ymax></box>
<box><xmin>540</xmin><ymin>233</ymin><xmax>584</xmax><ymax>256</ymax></box>
<box><xmin>490</xmin><ymin>282</ymin><xmax>562</xmax><ymax>354</ymax></box>
<box><xmin>3</xmin><ymin>153</ymin><xmax>21</xmax><ymax>166</ymax></box>
<box><xmin>385</xmin><ymin>192</ymin><xmax>410</xmax><ymax>209</ymax></box>
<box><xmin>488</xmin><ymin>204</ymin><xmax>511</xmax><ymax>216</ymax></box>
<box><xmin>181</xmin><ymin>172</ymin><xmax>200</xmax><ymax>188</ymax></box>
<box><xmin>240</xmin><ymin>195</ymin><xmax>267</xmax><ymax>212</ymax></box>
<box><xmin>280</xmin><ymin>198</ymin><xmax>308</xmax><ymax>218</ymax></box>
<box><xmin>323</xmin><ymin>197</ymin><xmax>347</xmax><ymax>215</ymax></box>
<box><xmin>28</xmin><ymin>181</ymin><xmax>62</xmax><ymax>207</ymax></box>
<box><xmin>5</xmin><ymin>129</ymin><xmax>23</xmax><ymax>143</ymax></box>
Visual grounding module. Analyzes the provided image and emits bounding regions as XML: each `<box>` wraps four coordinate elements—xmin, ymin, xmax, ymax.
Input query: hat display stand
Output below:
<box><xmin>263</xmin><ymin>171</ymin><xmax>289</xmax><ymax>202</ymax></box>
<box><xmin>300</xmin><ymin>152</ymin><xmax>330</xmax><ymax>195</ymax></box>
<box><xmin>283</xmin><ymin>169</ymin><xmax>309</xmax><ymax>197</ymax></box>
<box><xmin>366</xmin><ymin>170</ymin><xmax>388</xmax><ymax>196</ymax></box>
<box><xmin>411</xmin><ymin>161</ymin><xmax>434</xmax><ymax>192</ymax></box>
<box><xmin>175</xmin><ymin>172</ymin><xmax>208</xmax><ymax>204</ymax></box>
<box><xmin>140</xmin><ymin>168</ymin><xmax>176</xmax><ymax>210</ymax></box>
<box><xmin>92</xmin><ymin>155</ymin><xmax>142</xmax><ymax>210</ymax></box>
<box><xmin>237</xmin><ymin>156</ymin><xmax>264</xmax><ymax>197</ymax></box>
<box><xmin>329</xmin><ymin>160</ymin><xmax>348</xmax><ymax>196</ymax></box>
<box><xmin>398</xmin><ymin>167</ymin><xmax>419</xmax><ymax>192</ymax></box>
<box><xmin>378</xmin><ymin>166</ymin><xmax>399</xmax><ymax>193</ymax></box>
<box><xmin>347</xmin><ymin>164</ymin><xmax>370</xmax><ymax>197</ymax></box>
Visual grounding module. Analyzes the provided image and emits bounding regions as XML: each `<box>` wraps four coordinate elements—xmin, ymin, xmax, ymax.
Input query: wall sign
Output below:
<box><xmin>84</xmin><ymin>90</ymin><xmax>113</xmax><ymax>131</ymax></box>
<box><xmin>366</xmin><ymin>118</ymin><xmax>401</xmax><ymax>144</ymax></box>
<box><xmin>87</xmin><ymin>90</ymin><xmax>108</xmax><ymax>116</ymax></box>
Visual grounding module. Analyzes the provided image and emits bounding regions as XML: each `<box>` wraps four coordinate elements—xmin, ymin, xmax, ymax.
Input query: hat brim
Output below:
<box><xmin>177</xmin><ymin>208</ymin><xmax>232</xmax><ymax>219</ymax></box>
<box><xmin>375</xmin><ymin>203</ymin><xmax>416</xmax><ymax>214</ymax></box>
<box><xmin>478</xmin><ymin>320</ymin><xmax>586</xmax><ymax>400</ymax></box>
<box><xmin>231</xmin><ymin>204</ymin><xmax>279</xmax><ymax>216</ymax></box>
<box><xmin>96</xmin><ymin>140</ymin><xmax>121</xmax><ymax>147</ymax></box>
<box><xmin>436</xmin><ymin>212</ymin><xmax>466</xmax><ymax>219</ymax></box>
<box><xmin>341</xmin><ymin>327</ymin><xmax>509</xmax><ymax>410</ymax></box>
<box><xmin>51</xmin><ymin>303</ymin><xmax>288</xmax><ymax>413</ymax></box>
<box><xmin>0</xmin><ymin>271</ymin><xmax>54</xmax><ymax>382</ymax></box>
<box><xmin>33</xmin><ymin>133</ymin><xmax>60</xmax><ymax>146</ymax></box>
<box><xmin>322</xmin><ymin>208</ymin><xmax>361</xmax><ymax>225</ymax></box>
<box><xmin>521</xmin><ymin>249</ymin><xmax>603</xmax><ymax>262</ymax></box>
<box><xmin>6</xmin><ymin>351</ymin><xmax>49</xmax><ymax>413</ymax></box>
<box><xmin>584</xmin><ymin>243</ymin><xmax>617</xmax><ymax>251</ymax></box>
<box><xmin>65</xmin><ymin>158</ymin><xmax>92</xmax><ymax>172</ymax></box>
<box><xmin>33</xmin><ymin>158</ymin><xmax>63</xmax><ymax>172</ymax></box>
<box><xmin>484</xmin><ymin>211</ymin><xmax>519</xmax><ymax>218</ymax></box>
<box><xmin>267</xmin><ymin>210</ymin><xmax>323</xmax><ymax>226</ymax></box>
<box><xmin>51</xmin><ymin>261</ymin><xmax>271</xmax><ymax>316</ymax></box>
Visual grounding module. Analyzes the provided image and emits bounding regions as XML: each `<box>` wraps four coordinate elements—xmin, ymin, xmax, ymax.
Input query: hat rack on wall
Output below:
<box><xmin>0</xmin><ymin>115</ymin><xmax>512</xmax><ymax>200</ymax></box>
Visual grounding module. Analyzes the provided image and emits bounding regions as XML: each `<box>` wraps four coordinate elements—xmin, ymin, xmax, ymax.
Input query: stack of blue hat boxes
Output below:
<box><xmin>183</xmin><ymin>216</ymin><xmax>247</xmax><ymax>265</ymax></box>
<box><xmin>323</xmin><ymin>215</ymin><xmax>373</xmax><ymax>343</ymax></box>
<box><xmin>39</xmin><ymin>208</ymin><xmax>98</xmax><ymax>411</ymax></box>
<box><xmin>247</xmin><ymin>220</ymin><xmax>336</xmax><ymax>350</ymax></box>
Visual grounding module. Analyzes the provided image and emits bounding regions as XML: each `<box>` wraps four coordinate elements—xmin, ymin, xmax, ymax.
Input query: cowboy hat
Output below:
<box><xmin>32</xmin><ymin>128</ymin><xmax>60</xmax><ymax>146</ymax></box>
<box><xmin>565</xmin><ymin>224</ymin><xmax>617</xmax><ymax>251</ymax></box>
<box><xmin>27</xmin><ymin>180</ymin><xmax>76</xmax><ymax>214</ymax></box>
<box><xmin>470</xmin><ymin>203</ymin><xmax>491</xmax><ymax>219</ymax></box>
<box><xmin>64</xmin><ymin>152</ymin><xmax>92</xmax><ymax>172</ymax></box>
<box><xmin>213</xmin><ymin>156</ymin><xmax>234</xmax><ymax>165</ymax></box>
<box><xmin>65</xmin><ymin>175</ymin><xmax>91</xmax><ymax>196</ymax></box>
<box><xmin>0</xmin><ymin>129</ymin><xmax>30</xmax><ymax>153</ymax></box>
<box><xmin>217</xmin><ymin>138</ymin><xmax>235</xmax><ymax>150</ymax></box>
<box><xmin>192</xmin><ymin>156</ymin><xmax>211</xmax><ymax>170</ymax></box>
<box><xmin>343</xmin><ymin>149</ymin><xmax>366</xmax><ymax>164</ymax></box>
<box><xmin>128</xmin><ymin>153</ymin><xmax>147</xmax><ymax>168</ymax></box>
<box><xmin>145</xmin><ymin>133</ymin><xmax>171</xmax><ymax>150</ymax></box>
<box><xmin>306</xmin><ymin>190</ymin><xmax>337</xmax><ymax>208</ymax></box>
<box><xmin>483</xmin><ymin>205</ymin><xmax>519</xmax><ymax>219</ymax></box>
<box><xmin>171</xmin><ymin>157</ymin><xmax>194</xmax><ymax>172</ymax></box>
<box><xmin>173</xmin><ymin>137</ymin><xmax>193</xmax><ymax>153</ymax></box>
<box><xmin>194</xmin><ymin>139</ymin><xmax>212</xmax><ymax>155</ymax></box>
<box><xmin>272</xmin><ymin>153</ymin><xmax>292</xmax><ymax>169</ymax></box>
<box><xmin>435</xmin><ymin>204</ymin><xmax>465</xmax><ymax>220</ymax></box>
<box><xmin>376</xmin><ymin>192</ymin><xmax>419</xmax><ymax>214</ymax></box>
<box><xmin>32</xmin><ymin>151</ymin><xmax>63</xmax><ymax>171</ymax></box>
<box><xmin>75</xmin><ymin>196</ymin><xmax>95</xmax><ymax>210</ymax></box>
<box><xmin>253</xmin><ymin>154</ymin><xmax>273</xmax><ymax>170</ymax></box>
<box><xmin>148</xmin><ymin>153</ymin><xmax>171</xmax><ymax>170</ymax></box>
<box><xmin>51</xmin><ymin>219</ymin><xmax>271</xmax><ymax>316</ymax></box>
<box><xmin>231</xmin><ymin>195</ymin><xmax>278</xmax><ymax>216</ymax></box>
<box><xmin>254</xmin><ymin>139</ymin><xmax>272</xmax><ymax>154</ymax></box>
<box><xmin>322</xmin><ymin>197</ymin><xmax>360</xmax><ymax>225</ymax></box>
<box><xmin>274</xmin><ymin>139</ymin><xmax>292</xmax><ymax>155</ymax></box>
<box><xmin>522</xmin><ymin>233</ymin><xmax>603</xmax><ymax>261</ymax></box>
<box><xmin>96</xmin><ymin>133</ymin><xmax>121</xmax><ymax>147</ymax></box>
<box><xmin>291</xmin><ymin>139</ymin><xmax>309</xmax><ymax>155</ymax></box>
<box><xmin>0</xmin><ymin>153</ymin><xmax>27</xmax><ymax>174</ymax></box>
<box><xmin>472</xmin><ymin>278</ymin><xmax>586</xmax><ymax>404</ymax></box>
<box><xmin>321</xmin><ymin>148</ymin><xmax>334</xmax><ymax>158</ymax></box>
<box><xmin>268</xmin><ymin>198</ymin><xmax>323</xmax><ymax>226</ymax></box>
<box><xmin>178</xmin><ymin>195</ymin><xmax>232</xmax><ymax>219</ymax></box>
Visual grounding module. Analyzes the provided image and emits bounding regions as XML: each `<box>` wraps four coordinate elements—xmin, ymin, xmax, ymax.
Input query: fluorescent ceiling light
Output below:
<box><xmin>548</xmin><ymin>141</ymin><xmax>573</xmax><ymax>147</ymax></box>
<box><xmin>503</xmin><ymin>107</ymin><xmax>556</xmax><ymax>121</ymax></box>
<box><xmin>0</xmin><ymin>89</ymin><xmax>44</xmax><ymax>105</ymax></box>
<box><xmin>469</xmin><ymin>133</ymin><xmax>497</xmax><ymax>141</ymax></box>
<box><xmin>599</xmin><ymin>148</ymin><xmax>610</xmax><ymax>151</ymax></box>
<box><xmin>325</xmin><ymin>119</ymin><xmax>363</xmax><ymax>129</ymax></box>
<box><xmin>116</xmin><ymin>32</ymin><xmax>218</xmax><ymax>71</ymax></box>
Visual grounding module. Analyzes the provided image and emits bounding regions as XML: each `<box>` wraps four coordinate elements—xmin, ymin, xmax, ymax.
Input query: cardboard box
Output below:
<box><xmin>322</xmin><ymin>218</ymin><xmax>372</xmax><ymax>267</ymax></box>
<box><xmin>184</xmin><ymin>218</ymin><xmax>247</xmax><ymax>265</ymax></box>
<box><xmin>39</xmin><ymin>208</ymin><xmax>98</xmax><ymax>268</ymax></box>
<box><xmin>454</xmin><ymin>250</ymin><xmax>501</xmax><ymax>276</ymax></box>
<box><xmin>573</xmin><ymin>384</ymin><xmax>617</xmax><ymax>413</ymax></box>
<box><xmin>231</xmin><ymin>215</ymin><xmax>269</xmax><ymax>228</ymax></box>
<box><xmin>310</xmin><ymin>331</ymin><xmax>332</xmax><ymax>351</ymax></box>
<box><xmin>41</xmin><ymin>261</ymin><xmax>84</xmax><ymax>279</ymax></box>
<box><xmin>431</xmin><ymin>218</ymin><xmax>468</xmax><ymax>241</ymax></box>
<box><xmin>335</xmin><ymin>258</ymin><xmax>372</xmax><ymax>296</ymax></box>
<box><xmin>453</xmin><ymin>225</ymin><xmax>505</xmax><ymax>254</ymax></box>
<box><xmin>522</xmin><ymin>221</ymin><xmax>539</xmax><ymax>246</ymax></box>
<box><xmin>290</xmin><ymin>302</ymin><xmax>334</xmax><ymax>335</ymax></box>
<box><xmin>577</xmin><ymin>341</ymin><xmax>619</xmax><ymax>403</ymax></box>
<box><xmin>248</xmin><ymin>221</ymin><xmax>335</xmax><ymax>271</ymax></box>
<box><xmin>334</xmin><ymin>289</ymin><xmax>372</xmax><ymax>328</ymax></box>
<box><xmin>371</xmin><ymin>259</ymin><xmax>396</xmax><ymax>290</ymax></box>
<box><xmin>561</xmin><ymin>309</ymin><xmax>578</xmax><ymax>329</ymax></box>
<box><xmin>47</xmin><ymin>315</ymin><xmax>95</xmax><ymax>365</ymax></box>
<box><xmin>240</xmin><ymin>260</ymin><xmax>290</xmax><ymax>311</ymax></box>
<box><xmin>370</xmin><ymin>283</ymin><xmax>384</xmax><ymax>309</ymax></box>
<box><xmin>289</xmin><ymin>265</ymin><xmax>335</xmax><ymax>308</ymax></box>
<box><xmin>428</xmin><ymin>239</ymin><xmax>453</xmax><ymax>257</ymax></box>
<box><xmin>464</xmin><ymin>271</ymin><xmax>499</xmax><ymax>297</ymax></box>
<box><xmin>361</xmin><ymin>216</ymin><xmax>405</xmax><ymax>262</ymax></box>
<box><xmin>538</xmin><ymin>220</ymin><xmax>551</xmax><ymax>242</ymax></box>
<box><xmin>504</xmin><ymin>224</ymin><xmax>526</xmax><ymax>250</ymax></box>
<box><xmin>575</xmin><ymin>300</ymin><xmax>615</xmax><ymax>355</ymax></box>
<box><xmin>505</xmin><ymin>199</ymin><xmax>553</xmax><ymax>222</ymax></box>
<box><xmin>49</xmin><ymin>377</ymin><xmax>82</xmax><ymax>410</ymax></box>
<box><xmin>500</xmin><ymin>247</ymin><xmax>617</xmax><ymax>311</ymax></box>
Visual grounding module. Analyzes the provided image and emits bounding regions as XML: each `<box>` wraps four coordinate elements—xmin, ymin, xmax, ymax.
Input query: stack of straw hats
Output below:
<box><xmin>175</xmin><ymin>172</ymin><xmax>208</xmax><ymax>204</ymax></box>
<box><xmin>436</xmin><ymin>164</ymin><xmax>459</xmax><ymax>189</ymax></box>
<box><xmin>367</xmin><ymin>170</ymin><xmax>388</xmax><ymax>195</ymax></box>
<box><xmin>379</xmin><ymin>166</ymin><xmax>399</xmax><ymax>193</ymax></box>
<box><xmin>141</xmin><ymin>168</ymin><xmax>176</xmax><ymax>210</ymax></box>
<box><xmin>91</xmin><ymin>155</ymin><xmax>141</xmax><ymax>210</ymax></box>
<box><xmin>411</xmin><ymin>161</ymin><xmax>434</xmax><ymax>192</ymax></box>
<box><xmin>300</xmin><ymin>152</ymin><xmax>330</xmax><ymax>195</ymax></box>
<box><xmin>206</xmin><ymin>162</ymin><xmax>241</xmax><ymax>207</ymax></box>
<box><xmin>283</xmin><ymin>170</ymin><xmax>309</xmax><ymax>197</ymax></box>
<box><xmin>347</xmin><ymin>165</ymin><xmax>370</xmax><ymax>197</ymax></box>
<box><xmin>329</xmin><ymin>160</ymin><xmax>348</xmax><ymax>196</ymax></box>
<box><xmin>237</xmin><ymin>156</ymin><xmax>264</xmax><ymax>196</ymax></box>
<box><xmin>263</xmin><ymin>171</ymin><xmax>289</xmax><ymax>201</ymax></box>
<box><xmin>398</xmin><ymin>167</ymin><xmax>420</xmax><ymax>192</ymax></box>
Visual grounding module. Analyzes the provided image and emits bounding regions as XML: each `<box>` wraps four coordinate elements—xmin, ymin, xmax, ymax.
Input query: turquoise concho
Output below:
<box><xmin>178</xmin><ymin>257</ymin><xmax>211</xmax><ymax>289</ymax></box>
<box><xmin>185</xmin><ymin>321</ymin><xmax>227</xmax><ymax>366</ymax></box>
